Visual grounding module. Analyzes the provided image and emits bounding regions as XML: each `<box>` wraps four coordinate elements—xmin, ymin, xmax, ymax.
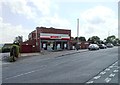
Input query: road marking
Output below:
<box><xmin>109</xmin><ymin>74</ymin><xmax>115</xmax><ymax>77</ymax></box>
<box><xmin>93</xmin><ymin>75</ymin><xmax>101</xmax><ymax>80</ymax></box>
<box><xmin>112</xmin><ymin>63</ymin><xmax>116</xmax><ymax>66</ymax></box>
<box><xmin>4</xmin><ymin>65</ymin><xmax>47</xmax><ymax>80</ymax></box>
<box><xmin>105</xmin><ymin>68</ymin><xmax>110</xmax><ymax>71</ymax></box>
<box><xmin>86</xmin><ymin>81</ymin><xmax>94</xmax><ymax>84</ymax></box>
<box><xmin>109</xmin><ymin>66</ymin><xmax>113</xmax><ymax>68</ymax></box>
<box><xmin>86</xmin><ymin>61</ymin><xmax>118</xmax><ymax>83</ymax></box>
<box><xmin>114</xmin><ymin>62</ymin><xmax>118</xmax><ymax>64</ymax></box>
<box><xmin>105</xmin><ymin>77</ymin><xmax>111</xmax><ymax>83</ymax></box>
<box><xmin>100</xmin><ymin>71</ymin><xmax>106</xmax><ymax>75</ymax></box>
<box><xmin>113</xmin><ymin>70</ymin><xmax>118</xmax><ymax>73</ymax></box>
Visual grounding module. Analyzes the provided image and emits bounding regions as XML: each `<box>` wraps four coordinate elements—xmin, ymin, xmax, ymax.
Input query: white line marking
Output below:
<box><xmin>4</xmin><ymin>65</ymin><xmax>47</xmax><ymax>80</ymax></box>
<box><xmin>114</xmin><ymin>62</ymin><xmax>118</xmax><ymax>64</ymax></box>
<box><xmin>109</xmin><ymin>74</ymin><xmax>115</xmax><ymax>77</ymax></box>
<box><xmin>105</xmin><ymin>77</ymin><xmax>111</xmax><ymax>83</ymax></box>
<box><xmin>109</xmin><ymin>66</ymin><xmax>113</xmax><ymax>68</ymax></box>
<box><xmin>112</xmin><ymin>63</ymin><xmax>116</xmax><ymax>66</ymax></box>
<box><xmin>86</xmin><ymin>81</ymin><xmax>94</xmax><ymax>84</ymax></box>
<box><xmin>105</xmin><ymin>68</ymin><xmax>110</xmax><ymax>71</ymax></box>
<box><xmin>113</xmin><ymin>70</ymin><xmax>118</xmax><ymax>73</ymax></box>
<box><xmin>100</xmin><ymin>71</ymin><xmax>106</xmax><ymax>75</ymax></box>
<box><xmin>93</xmin><ymin>76</ymin><xmax>101</xmax><ymax>79</ymax></box>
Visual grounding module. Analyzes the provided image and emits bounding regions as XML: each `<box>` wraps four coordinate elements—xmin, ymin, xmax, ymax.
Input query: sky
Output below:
<box><xmin>0</xmin><ymin>0</ymin><xmax>119</xmax><ymax>44</ymax></box>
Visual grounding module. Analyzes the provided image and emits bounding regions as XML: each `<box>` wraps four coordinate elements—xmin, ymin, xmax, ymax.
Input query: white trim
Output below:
<box><xmin>40</xmin><ymin>33</ymin><xmax>70</xmax><ymax>39</ymax></box>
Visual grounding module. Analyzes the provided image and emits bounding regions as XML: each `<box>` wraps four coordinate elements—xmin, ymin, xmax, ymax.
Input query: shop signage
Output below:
<box><xmin>50</xmin><ymin>36</ymin><xmax>61</xmax><ymax>39</ymax></box>
<box><xmin>40</xmin><ymin>33</ymin><xmax>70</xmax><ymax>40</ymax></box>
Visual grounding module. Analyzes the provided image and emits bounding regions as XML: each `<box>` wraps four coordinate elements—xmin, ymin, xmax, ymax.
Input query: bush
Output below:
<box><xmin>9</xmin><ymin>44</ymin><xmax>20</xmax><ymax>62</ymax></box>
<box><xmin>2</xmin><ymin>47</ymin><xmax>11</xmax><ymax>53</ymax></box>
<box><xmin>10</xmin><ymin>44</ymin><xmax>20</xmax><ymax>58</ymax></box>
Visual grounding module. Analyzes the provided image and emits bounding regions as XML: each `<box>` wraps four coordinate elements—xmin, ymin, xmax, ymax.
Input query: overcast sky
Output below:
<box><xmin>0</xmin><ymin>0</ymin><xmax>119</xmax><ymax>44</ymax></box>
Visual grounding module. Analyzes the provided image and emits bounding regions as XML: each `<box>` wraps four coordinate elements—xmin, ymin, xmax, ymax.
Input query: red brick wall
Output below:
<box><xmin>20</xmin><ymin>39</ymin><xmax>37</xmax><ymax>53</ymax></box>
<box><xmin>36</xmin><ymin>27</ymin><xmax>71</xmax><ymax>38</ymax></box>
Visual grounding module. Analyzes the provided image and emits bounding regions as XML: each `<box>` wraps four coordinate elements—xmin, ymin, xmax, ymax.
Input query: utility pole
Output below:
<box><xmin>77</xmin><ymin>18</ymin><xmax>79</xmax><ymax>44</ymax></box>
<box><xmin>108</xmin><ymin>31</ymin><xmax>110</xmax><ymax>37</ymax></box>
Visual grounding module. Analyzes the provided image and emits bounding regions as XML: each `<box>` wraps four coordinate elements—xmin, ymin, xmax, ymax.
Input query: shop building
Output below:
<box><xmin>20</xmin><ymin>27</ymin><xmax>71</xmax><ymax>53</ymax></box>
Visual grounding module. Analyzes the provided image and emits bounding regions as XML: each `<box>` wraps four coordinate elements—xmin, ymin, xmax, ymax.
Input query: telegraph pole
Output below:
<box><xmin>77</xmin><ymin>18</ymin><xmax>79</xmax><ymax>44</ymax></box>
<box><xmin>108</xmin><ymin>31</ymin><xmax>109</xmax><ymax>37</ymax></box>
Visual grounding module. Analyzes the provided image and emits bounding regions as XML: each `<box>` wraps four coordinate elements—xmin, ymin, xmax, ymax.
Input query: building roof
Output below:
<box><xmin>36</xmin><ymin>27</ymin><xmax>71</xmax><ymax>31</ymax></box>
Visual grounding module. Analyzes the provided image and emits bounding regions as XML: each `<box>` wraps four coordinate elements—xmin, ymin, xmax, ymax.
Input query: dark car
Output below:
<box><xmin>98</xmin><ymin>44</ymin><xmax>107</xmax><ymax>49</ymax></box>
<box><xmin>106</xmin><ymin>43</ymin><xmax>114</xmax><ymax>48</ymax></box>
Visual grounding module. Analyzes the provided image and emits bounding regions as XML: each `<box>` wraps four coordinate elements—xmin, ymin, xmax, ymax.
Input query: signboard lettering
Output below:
<box><xmin>50</xmin><ymin>36</ymin><xmax>61</xmax><ymax>39</ymax></box>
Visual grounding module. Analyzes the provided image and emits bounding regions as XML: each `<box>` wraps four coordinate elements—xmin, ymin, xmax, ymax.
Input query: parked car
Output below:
<box><xmin>88</xmin><ymin>44</ymin><xmax>99</xmax><ymax>50</ymax></box>
<box><xmin>115</xmin><ymin>43</ymin><xmax>120</xmax><ymax>46</ymax></box>
<box><xmin>106</xmin><ymin>43</ymin><xmax>114</xmax><ymax>48</ymax></box>
<box><xmin>98</xmin><ymin>44</ymin><xmax>107</xmax><ymax>49</ymax></box>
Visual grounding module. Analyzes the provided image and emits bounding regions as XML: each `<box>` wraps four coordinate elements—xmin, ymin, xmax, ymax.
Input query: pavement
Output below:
<box><xmin>20</xmin><ymin>49</ymin><xmax>88</xmax><ymax>58</ymax></box>
<box><xmin>1</xmin><ymin>49</ymin><xmax>88</xmax><ymax>65</ymax></box>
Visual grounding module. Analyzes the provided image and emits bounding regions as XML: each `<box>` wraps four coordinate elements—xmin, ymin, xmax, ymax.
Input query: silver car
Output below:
<box><xmin>106</xmin><ymin>43</ymin><xmax>114</xmax><ymax>48</ymax></box>
<box><xmin>88</xmin><ymin>44</ymin><xmax>99</xmax><ymax>50</ymax></box>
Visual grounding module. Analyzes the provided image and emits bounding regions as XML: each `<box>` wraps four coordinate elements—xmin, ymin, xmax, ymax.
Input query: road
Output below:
<box><xmin>2</xmin><ymin>47</ymin><xmax>119</xmax><ymax>83</ymax></box>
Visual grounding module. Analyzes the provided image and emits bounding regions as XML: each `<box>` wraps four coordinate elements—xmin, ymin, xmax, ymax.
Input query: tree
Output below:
<box><xmin>75</xmin><ymin>36</ymin><xmax>86</xmax><ymax>41</ymax></box>
<box><xmin>75</xmin><ymin>37</ymin><xmax>78</xmax><ymax>40</ymax></box>
<box><xmin>79</xmin><ymin>36</ymin><xmax>86</xmax><ymax>41</ymax></box>
<box><xmin>14</xmin><ymin>36</ymin><xmax>23</xmax><ymax>44</ymax></box>
<box><xmin>88</xmin><ymin>36</ymin><xmax>100</xmax><ymax>44</ymax></box>
<box><xmin>106</xmin><ymin>35</ymin><xmax>116</xmax><ymax>44</ymax></box>
<box><xmin>114</xmin><ymin>38</ymin><xmax>120</xmax><ymax>45</ymax></box>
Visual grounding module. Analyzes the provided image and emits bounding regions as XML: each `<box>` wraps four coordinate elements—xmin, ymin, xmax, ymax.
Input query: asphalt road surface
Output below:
<box><xmin>2</xmin><ymin>47</ymin><xmax>119</xmax><ymax>83</ymax></box>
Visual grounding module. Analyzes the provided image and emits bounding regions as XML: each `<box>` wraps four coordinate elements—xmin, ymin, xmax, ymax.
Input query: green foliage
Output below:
<box><xmin>10</xmin><ymin>44</ymin><xmax>20</xmax><ymax>57</ymax></box>
<box><xmin>75</xmin><ymin>36</ymin><xmax>86</xmax><ymax>41</ymax></box>
<box><xmin>9</xmin><ymin>44</ymin><xmax>20</xmax><ymax>62</ymax></box>
<box><xmin>103</xmin><ymin>35</ymin><xmax>120</xmax><ymax>45</ymax></box>
<box><xmin>88</xmin><ymin>36</ymin><xmax>100</xmax><ymax>44</ymax></box>
<box><xmin>106</xmin><ymin>35</ymin><xmax>116</xmax><ymax>43</ymax></box>
<box><xmin>14</xmin><ymin>36</ymin><xmax>23</xmax><ymax>44</ymax></box>
<box><xmin>79</xmin><ymin>36</ymin><xmax>86</xmax><ymax>41</ymax></box>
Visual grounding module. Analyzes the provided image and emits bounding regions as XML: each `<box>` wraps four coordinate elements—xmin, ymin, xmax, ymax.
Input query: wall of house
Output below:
<box><xmin>20</xmin><ymin>39</ymin><xmax>36</xmax><ymax>53</ymax></box>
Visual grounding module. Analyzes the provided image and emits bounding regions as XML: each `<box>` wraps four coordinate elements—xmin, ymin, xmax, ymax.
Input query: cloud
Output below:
<box><xmin>1</xmin><ymin>0</ymin><xmax>71</xmax><ymax>43</ymax></box>
<box><xmin>0</xmin><ymin>17</ymin><xmax>32</xmax><ymax>44</ymax></box>
<box><xmin>80</xmin><ymin>6</ymin><xmax>118</xmax><ymax>40</ymax></box>
<box><xmin>55</xmin><ymin>0</ymin><xmax>119</xmax><ymax>2</ymax></box>
<box><xmin>81</xmin><ymin>6</ymin><xmax>115</xmax><ymax>24</ymax></box>
<box><xmin>30</xmin><ymin>0</ymin><xmax>51</xmax><ymax>15</ymax></box>
<box><xmin>2</xmin><ymin>0</ymin><xmax>69</xmax><ymax>28</ymax></box>
<box><xmin>2</xmin><ymin>0</ymin><xmax>37</xmax><ymax>19</ymax></box>
<box><xmin>2</xmin><ymin>0</ymin><xmax>118</xmax><ymax>42</ymax></box>
<box><xmin>36</xmin><ymin>14</ymin><xmax>70</xmax><ymax>29</ymax></box>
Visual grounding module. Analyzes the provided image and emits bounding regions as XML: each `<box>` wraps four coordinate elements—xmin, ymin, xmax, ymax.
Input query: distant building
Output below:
<box><xmin>20</xmin><ymin>27</ymin><xmax>71</xmax><ymax>53</ymax></box>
